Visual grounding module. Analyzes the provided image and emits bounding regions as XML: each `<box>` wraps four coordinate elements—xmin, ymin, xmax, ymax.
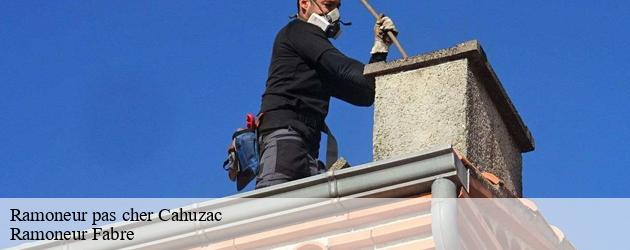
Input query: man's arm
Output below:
<box><xmin>288</xmin><ymin>15</ymin><xmax>398</xmax><ymax>106</ymax></box>
<box><xmin>317</xmin><ymin>49</ymin><xmax>386</xmax><ymax>106</ymax></box>
<box><xmin>318</xmin><ymin>14</ymin><xmax>398</xmax><ymax>106</ymax></box>
<box><xmin>287</xmin><ymin>22</ymin><xmax>386</xmax><ymax>107</ymax></box>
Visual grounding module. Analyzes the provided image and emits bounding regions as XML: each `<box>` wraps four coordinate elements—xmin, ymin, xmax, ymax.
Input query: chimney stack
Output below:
<box><xmin>365</xmin><ymin>40</ymin><xmax>535</xmax><ymax>196</ymax></box>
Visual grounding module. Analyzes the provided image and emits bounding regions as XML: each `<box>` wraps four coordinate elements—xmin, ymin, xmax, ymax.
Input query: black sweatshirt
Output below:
<box><xmin>259</xmin><ymin>19</ymin><xmax>387</xmax><ymax>152</ymax></box>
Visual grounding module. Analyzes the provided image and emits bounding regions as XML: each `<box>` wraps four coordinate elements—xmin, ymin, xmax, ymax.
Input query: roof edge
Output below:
<box><xmin>12</xmin><ymin>146</ymin><xmax>467</xmax><ymax>250</ymax></box>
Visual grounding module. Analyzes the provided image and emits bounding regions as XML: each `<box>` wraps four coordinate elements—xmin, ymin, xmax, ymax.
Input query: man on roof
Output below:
<box><xmin>256</xmin><ymin>0</ymin><xmax>398</xmax><ymax>189</ymax></box>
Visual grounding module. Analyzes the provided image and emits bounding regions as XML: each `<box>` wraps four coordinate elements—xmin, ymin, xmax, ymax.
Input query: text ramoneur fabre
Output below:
<box><xmin>9</xmin><ymin>208</ymin><xmax>222</xmax><ymax>241</ymax></box>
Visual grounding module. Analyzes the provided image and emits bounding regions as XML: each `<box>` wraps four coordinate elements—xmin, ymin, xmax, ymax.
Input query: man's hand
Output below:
<box><xmin>371</xmin><ymin>14</ymin><xmax>399</xmax><ymax>54</ymax></box>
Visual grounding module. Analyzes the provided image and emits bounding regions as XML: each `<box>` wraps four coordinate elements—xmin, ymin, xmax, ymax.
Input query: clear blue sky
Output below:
<box><xmin>1</xmin><ymin>1</ymin><xmax>628</xmax><ymax>198</ymax></box>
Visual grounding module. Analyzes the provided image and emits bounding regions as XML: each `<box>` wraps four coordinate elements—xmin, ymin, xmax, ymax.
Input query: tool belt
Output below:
<box><xmin>260</xmin><ymin>109</ymin><xmax>339</xmax><ymax>168</ymax></box>
<box><xmin>222</xmin><ymin>110</ymin><xmax>340</xmax><ymax>192</ymax></box>
<box><xmin>222</xmin><ymin>114</ymin><xmax>261</xmax><ymax>191</ymax></box>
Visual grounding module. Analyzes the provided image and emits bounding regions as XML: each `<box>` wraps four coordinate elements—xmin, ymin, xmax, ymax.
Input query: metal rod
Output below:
<box><xmin>360</xmin><ymin>0</ymin><xmax>409</xmax><ymax>59</ymax></box>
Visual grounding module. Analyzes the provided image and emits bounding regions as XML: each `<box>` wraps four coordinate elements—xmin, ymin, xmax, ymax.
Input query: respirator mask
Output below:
<box><xmin>305</xmin><ymin>1</ymin><xmax>351</xmax><ymax>39</ymax></box>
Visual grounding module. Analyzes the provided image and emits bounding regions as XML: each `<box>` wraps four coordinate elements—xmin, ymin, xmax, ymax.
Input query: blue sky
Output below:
<box><xmin>1</xmin><ymin>1</ymin><xmax>629</xmax><ymax>198</ymax></box>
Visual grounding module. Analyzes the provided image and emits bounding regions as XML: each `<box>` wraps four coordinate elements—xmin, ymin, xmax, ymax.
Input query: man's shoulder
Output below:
<box><xmin>284</xmin><ymin>19</ymin><xmax>311</xmax><ymax>30</ymax></box>
<box><xmin>280</xmin><ymin>19</ymin><xmax>325</xmax><ymax>38</ymax></box>
<box><xmin>272</xmin><ymin>19</ymin><xmax>334</xmax><ymax>63</ymax></box>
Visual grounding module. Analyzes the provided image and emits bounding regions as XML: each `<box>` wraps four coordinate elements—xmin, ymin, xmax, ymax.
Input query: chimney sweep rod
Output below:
<box><xmin>360</xmin><ymin>0</ymin><xmax>409</xmax><ymax>59</ymax></box>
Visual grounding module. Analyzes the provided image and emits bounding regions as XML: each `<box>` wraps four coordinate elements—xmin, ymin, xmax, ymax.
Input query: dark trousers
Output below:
<box><xmin>255</xmin><ymin>127</ymin><xmax>325</xmax><ymax>189</ymax></box>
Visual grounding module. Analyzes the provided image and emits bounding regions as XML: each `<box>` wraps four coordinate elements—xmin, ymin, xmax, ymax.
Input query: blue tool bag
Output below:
<box><xmin>223</xmin><ymin>128</ymin><xmax>260</xmax><ymax>191</ymax></box>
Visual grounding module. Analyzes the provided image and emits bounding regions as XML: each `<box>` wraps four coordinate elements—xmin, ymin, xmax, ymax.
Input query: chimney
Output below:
<box><xmin>365</xmin><ymin>40</ymin><xmax>535</xmax><ymax>197</ymax></box>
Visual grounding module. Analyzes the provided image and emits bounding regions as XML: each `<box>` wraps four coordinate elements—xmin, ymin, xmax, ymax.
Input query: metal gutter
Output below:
<box><xmin>238</xmin><ymin>144</ymin><xmax>468</xmax><ymax>198</ymax></box>
<box><xmin>11</xmin><ymin>145</ymin><xmax>468</xmax><ymax>250</ymax></box>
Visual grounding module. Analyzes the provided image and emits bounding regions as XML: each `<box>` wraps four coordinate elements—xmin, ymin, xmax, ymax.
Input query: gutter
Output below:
<box><xmin>11</xmin><ymin>145</ymin><xmax>469</xmax><ymax>250</ymax></box>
